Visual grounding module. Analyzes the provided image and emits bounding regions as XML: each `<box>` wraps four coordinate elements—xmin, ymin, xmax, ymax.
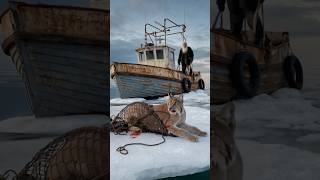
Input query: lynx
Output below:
<box><xmin>113</xmin><ymin>93</ymin><xmax>207</xmax><ymax>142</ymax></box>
<box><xmin>153</xmin><ymin>93</ymin><xmax>207</xmax><ymax>142</ymax></box>
<box><xmin>212</xmin><ymin>102</ymin><xmax>243</xmax><ymax>180</ymax></box>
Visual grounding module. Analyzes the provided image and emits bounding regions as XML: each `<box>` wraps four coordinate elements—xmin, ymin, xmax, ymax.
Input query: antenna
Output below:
<box><xmin>183</xmin><ymin>3</ymin><xmax>186</xmax><ymax>42</ymax></box>
<box><xmin>144</xmin><ymin>18</ymin><xmax>186</xmax><ymax>46</ymax></box>
<box><xmin>184</xmin><ymin>3</ymin><xmax>186</xmax><ymax>25</ymax></box>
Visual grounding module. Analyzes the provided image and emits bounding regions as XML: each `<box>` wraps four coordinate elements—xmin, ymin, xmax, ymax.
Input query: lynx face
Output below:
<box><xmin>167</xmin><ymin>93</ymin><xmax>184</xmax><ymax>115</ymax></box>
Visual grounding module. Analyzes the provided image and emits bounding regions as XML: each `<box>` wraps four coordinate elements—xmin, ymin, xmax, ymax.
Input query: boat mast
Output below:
<box><xmin>144</xmin><ymin>18</ymin><xmax>186</xmax><ymax>46</ymax></box>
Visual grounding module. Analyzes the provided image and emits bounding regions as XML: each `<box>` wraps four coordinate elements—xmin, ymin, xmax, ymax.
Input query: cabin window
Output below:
<box><xmin>170</xmin><ymin>51</ymin><xmax>174</xmax><ymax>61</ymax></box>
<box><xmin>139</xmin><ymin>52</ymin><xmax>145</xmax><ymax>61</ymax></box>
<box><xmin>146</xmin><ymin>50</ymin><xmax>155</xmax><ymax>60</ymax></box>
<box><xmin>156</xmin><ymin>49</ymin><xmax>164</xmax><ymax>59</ymax></box>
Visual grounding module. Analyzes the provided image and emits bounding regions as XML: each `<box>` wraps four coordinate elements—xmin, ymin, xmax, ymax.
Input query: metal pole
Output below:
<box><xmin>164</xmin><ymin>18</ymin><xmax>167</xmax><ymax>46</ymax></box>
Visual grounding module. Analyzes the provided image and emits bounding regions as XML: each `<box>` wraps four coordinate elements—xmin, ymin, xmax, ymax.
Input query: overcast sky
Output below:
<box><xmin>110</xmin><ymin>0</ymin><xmax>210</xmax><ymax>72</ymax></box>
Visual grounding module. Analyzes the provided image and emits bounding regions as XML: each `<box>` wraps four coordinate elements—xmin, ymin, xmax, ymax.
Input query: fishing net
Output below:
<box><xmin>16</xmin><ymin>126</ymin><xmax>108</xmax><ymax>180</ymax></box>
<box><xmin>111</xmin><ymin>102</ymin><xmax>170</xmax><ymax>155</ymax></box>
<box><xmin>111</xmin><ymin>102</ymin><xmax>169</xmax><ymax>135</ymax></box>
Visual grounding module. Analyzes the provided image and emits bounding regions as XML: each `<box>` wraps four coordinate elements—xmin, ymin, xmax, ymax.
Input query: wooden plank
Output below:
<box><xmin>32</xmin><ymin>62</ymin><xmax>107</xmax><ymax>81</ymax></box>
<box><xmin>0</xmin><ymin>3</ymin><xmax>109</xmax><ymax>41</ymax></box>
<box><xmin>30</xmin><ymin>53</ymin><xmax>106</xmax><ymax>73</ymax></box>
<box><xmin>27</xmin><ymin>40</ymin><xmax>108</xmax><ymax>55</ymax></box>
<box><xmin>27</xmin><ymin>43</ymin><xmax>108</xmax><ymax>61</ymax></box>
<box><xmin>115</xmin><ymin>75</ymin><xmax>183</xmax><ymax>98</ymax></box>
<box><xmin>34</xmin><ymin>68</ymin><xmax>107</xmax><ymax>87</ymax></box>
<box><xmin>33</xmin><ymin>64</ymin><xmax>107</xmax><ymax>83</ymax></box>
<box><xmin>35</xmin><ymin>75</ymin><xmax>107</xmax><ymax>96</ymax></box>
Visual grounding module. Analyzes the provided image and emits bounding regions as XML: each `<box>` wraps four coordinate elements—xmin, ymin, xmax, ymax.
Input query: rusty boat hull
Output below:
<box><xmin>111</xmin><ymin>63</ymin><xmax>204</xmax><ymax>99</ymax></box>
<box><xmin>0</xmin><ymin>2</ymin><xmax>109</xmax><ymax>117</ymax></box>
<box><xmin>212</xmin><ymin>29</ymin><xmax>299</xmax><ymax>104</ymax></box>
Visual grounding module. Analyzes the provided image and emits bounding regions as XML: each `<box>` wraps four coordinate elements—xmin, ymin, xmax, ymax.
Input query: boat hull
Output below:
<box><xmin>0</xmin><ymin>2</ymin><xmax>109</xmax><ymax>117</ymax></box>
<box><xmin>111</xmin><ymin>63</ymin><xmax>203</xmax><ymax>99</ymax></box>
<box><xmin>212</xmin><ymin>29</ymin><xmax>292</xmax><ymax>104</ymax></box>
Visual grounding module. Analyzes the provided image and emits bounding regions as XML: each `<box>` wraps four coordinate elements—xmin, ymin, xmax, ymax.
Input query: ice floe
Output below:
<box><xmin>110</xmin><ymin>95</ymin><xmax>210</xmax><ymax>180</ymax></box>
<box><xmin>234</xmin><ymin>88</ymin><xmax>320</xmax><ymax>131</ymax></box>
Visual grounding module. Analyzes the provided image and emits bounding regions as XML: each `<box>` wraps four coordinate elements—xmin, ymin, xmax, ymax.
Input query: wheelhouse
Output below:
<box><xmin>135</xmin><ymin>18</ymin><xmax>185</xmax><ymax>70</ymax></box>
<box><xmin>136</xmin><ymin>44</ymin><xmax>175</xmax><ymax>69</ymax></box>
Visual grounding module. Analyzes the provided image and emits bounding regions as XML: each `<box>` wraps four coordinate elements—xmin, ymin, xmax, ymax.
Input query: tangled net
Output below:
<box><xmin>111</xmin><ymin>102</ymin><xmax>170</xmax><ymax>155</ymax></box>
<box><xmin>13</xmin><ymin>126</ymin><xmax>108</xmax><ymax>180</ymax></box>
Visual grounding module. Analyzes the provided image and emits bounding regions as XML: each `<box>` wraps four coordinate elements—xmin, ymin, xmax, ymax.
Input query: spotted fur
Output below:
<box><xmin>212</xmin><ymin>102</ymin><xmax>243</xmax><ymax>180</ymax></box>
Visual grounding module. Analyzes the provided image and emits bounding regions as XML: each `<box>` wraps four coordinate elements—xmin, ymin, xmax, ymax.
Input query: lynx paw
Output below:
<box><xmin>129</xmin><ymin>126</ymin><xmax>141</xmax><ymax>132</ymax></box>
<box><xmin>187</xmin><ymin>135</ymin><xmax>199</xmax><ymax>142</ymax></box>
<box><xmin>198</xmin><ymin>131</ymin><xmax>207</xmax><ymax>137</ymax></box>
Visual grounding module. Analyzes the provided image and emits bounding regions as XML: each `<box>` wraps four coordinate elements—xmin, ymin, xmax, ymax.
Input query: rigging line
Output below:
<box><xmin>164</xmin><ymin>0</ymin><xmax>166</xmax><ymax>20</ymax></box>
<box><xmin>183</xmin><ymin>2</ymin><xmax>187</xmax><ymax>42</ymax></box>
<box><xmin>184</xmin><ymin>2</ymin><xmax>186</xmax><ymax>25</ymax></box>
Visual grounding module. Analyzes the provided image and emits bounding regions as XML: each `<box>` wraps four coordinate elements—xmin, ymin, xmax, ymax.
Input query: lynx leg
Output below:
<box><xmin>167</xmin><ymin>125</ymin><xmax>199</xmax><ymax>142</ymax></box>
<box><xmin>179</xmin><ymin>123</ymin><xmax>207</xmax><ymax>137</ymax></box>
<box><xmin>129</xmin><ymin>126</ymin><xmax>141</xmax><ymax>132</ymax></box>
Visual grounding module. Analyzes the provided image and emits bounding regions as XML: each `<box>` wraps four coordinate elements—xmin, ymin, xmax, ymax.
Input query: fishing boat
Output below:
<box><xmin>211</xmin><ymin>10</ymin><xmax>303</xmax><ymax>104</ymax></box>
<box><xmin>0</xmin><ymin>1</ymin><xmax>109</xmax><ymax>117</ymax></box>
<box><xmin>111</xmin><ymin>18</ymin><xmax>205</xmax><ymax>99</ymax></box>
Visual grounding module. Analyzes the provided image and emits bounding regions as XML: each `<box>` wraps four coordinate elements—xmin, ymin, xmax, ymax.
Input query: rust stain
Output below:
<box><xmin>0</xmin><ymin>3</ymin><xmax>109</xmax><ymax>42</ymax></box>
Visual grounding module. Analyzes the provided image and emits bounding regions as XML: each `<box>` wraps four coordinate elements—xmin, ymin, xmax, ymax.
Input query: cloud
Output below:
<box><xmin>263</xmin><ymin>1</ymin><xmax>320</xmax><ymax>37</ymax></box>
<box><xmin>110</xmin><ymin>0</ymin><xmax>210</xmax><ymax>75</ymax></box>
<box><xmin>110</xmin><ymin>39</ymin><xmax>140</xmax><ymax>63</ymax></box>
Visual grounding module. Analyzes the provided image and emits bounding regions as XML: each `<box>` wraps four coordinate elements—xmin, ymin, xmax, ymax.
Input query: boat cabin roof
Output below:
<box><xmin>135</xmin><ymin>44</ymin><xmax>175</xmax><ymax>52</ymax></box>
<box><xmin>134</xmin><ymin>19</ymin><xmax>185</xmax><ymax>69</ymax></box>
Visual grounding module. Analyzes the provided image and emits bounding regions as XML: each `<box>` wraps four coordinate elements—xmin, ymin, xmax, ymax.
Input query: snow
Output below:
<box><xmin>0</xmin><ymin>138</ymin><xmax>53</xmax><ymax>174</ymax></box>
<box><xmin>110</xmin><ymin>90</ymin><xmax>210</xmax><ymax>108</ymax></box>
<box><xmin>0</xmin><ymin>115</ymin><xmax>107</xmax><ymax>134</ymax></box>
<box><xmin>238</xmin><ymin>140</ymin><xmax>320</xmax><ymax>180</ymax></box>
<box><xmin>110</xmin><ymin>98</ymin><xmax>145</xmax><ymax>106</ymax></box>
<box><xmin>234</xmin><ymin>88</ymin><xmax>320</xmax><ymax>131</ymax></box>
<box><xmin>151</xmin><ymin>90</ymin><xmax>210</xmax><ymax>109</ymax></box>
<box><xmin>233</xmin><ymin>88</ymin><xmax>320</xmax><ymax>180</ymax></box>
<box><xmin>110</xmin><ymin>91</ymin><xmax>210</xmax><ymax>180</ymax></box>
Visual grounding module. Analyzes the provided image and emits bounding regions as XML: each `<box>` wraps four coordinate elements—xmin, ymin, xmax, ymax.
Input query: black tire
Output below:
<box><xmin>198</xmin><ymin>79</ymin><xmax>205</xmax><ymax>90</ymax></box>
<box><xmin>182</xmin><ymin>78</ymin><xmax>191</xmax><ymax>93</ymax></box>
<box><xmin>283</xmin><ymin>55</ymin><xmax>303</xmax><ymax>89</ymax></box>
<box><xmin>231</xmin><ymin>52</ymin><xmax>260</xmax><ymax>98</ymax></box>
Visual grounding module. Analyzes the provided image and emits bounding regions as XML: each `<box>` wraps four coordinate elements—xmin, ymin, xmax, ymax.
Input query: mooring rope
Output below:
<box><xmin>111</xmin><ymin>103</ymin><xmax>170</xmax><ymax>155</ymax></box>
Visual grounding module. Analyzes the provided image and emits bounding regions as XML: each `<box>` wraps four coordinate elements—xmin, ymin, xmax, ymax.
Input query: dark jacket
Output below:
<box><xmin>217</xmin><ymin>0</ymin><xmax>264</xmax><ymax>12</ymax></box>
<box><xmin>178</xmin><ymin>47</ymin><xmax>194</xmax><ymax>66</ymax></box>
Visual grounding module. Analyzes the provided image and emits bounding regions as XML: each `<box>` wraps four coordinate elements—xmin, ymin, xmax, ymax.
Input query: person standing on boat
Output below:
<box><xmin>216</xmin><ymin>0</ymin><xmax>265</xmax><ymax>45</ymax></box>
<box><xmin>178</xmin><ymin>42</ymin><xmax>194</xmax><ymax>75</ymax></box>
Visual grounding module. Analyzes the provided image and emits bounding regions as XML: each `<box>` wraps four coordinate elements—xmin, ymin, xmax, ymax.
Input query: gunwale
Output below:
<box><xmin>111</xmin><ymin>62</ymin><xmax>201</xmax><ymax>83</ymax></box>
